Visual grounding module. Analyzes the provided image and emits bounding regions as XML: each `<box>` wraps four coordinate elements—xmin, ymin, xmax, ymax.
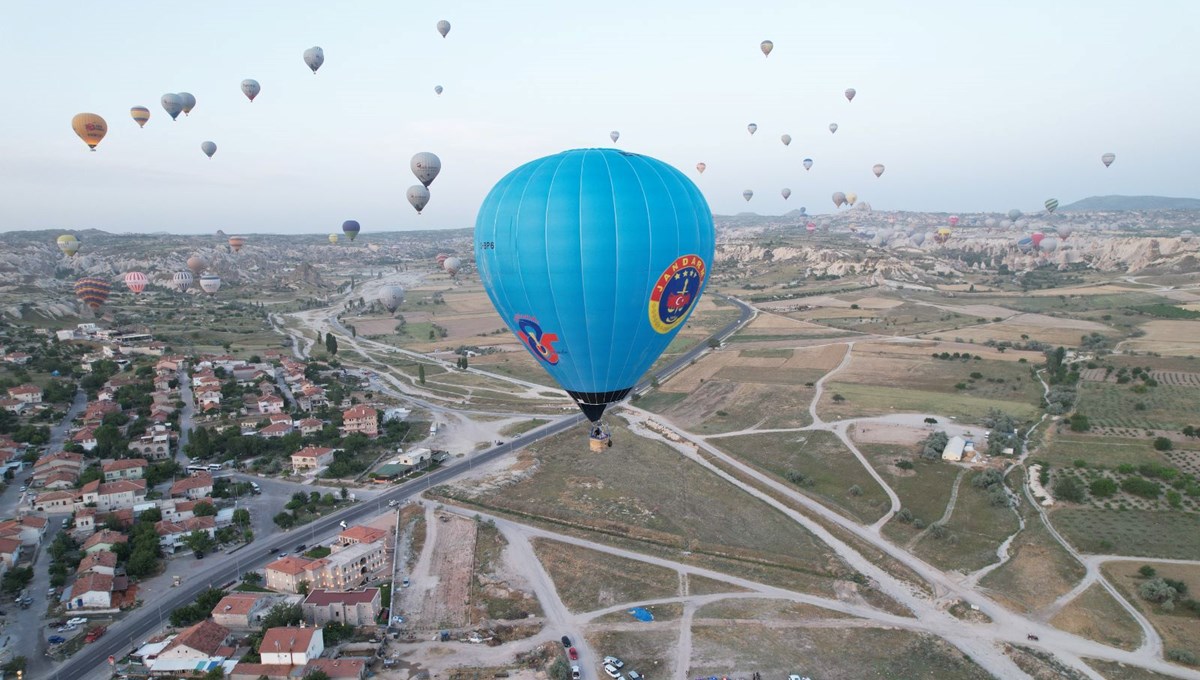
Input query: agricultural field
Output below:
<box><xmin>1101</xmin><ymin>561</ymin><xmax>1200</xmax><ymax>664</ymax></box>
<box><xmin>710</xmin><ymin>430</ymin><xmax>891</xmax><ymax>524</ymax></box>
<box><xmin>829</xmin><ymin>343</ymin><xmax>1044</xmax><ymax>403</ymax></box>
<box><xmin>910</xmin><ymin>469</ymin><xmax>1020</xmax><ymax>573</ymax></box>
<box><xmin>916</xmin><ymin>311</ymin><xmax>1117</xmax><ymax>348</ymax></box>
<box><xmin>1076</xmin><ymin>381</ymin><xmax>1200</xmax><ymax>432</ymax></box>
<box><xmin>531</xmin><ymin>539</ymin><xmax>679</xmax><ymax>613</ymax></box>
<box><xmin>1119</xmin><ymin>319</ymin><xmax>1200</xmax><ymax>356</ymax></box>
<box><xmin>687</xmin><ymin>625</ymin><xmax>993</xmax><ymax>680</ymax></box>
<box><xmin>818</xmin><ymin>382</ymin><xmax>1039</xmax><ymax>423</ymax></box>
<box><xmin>1052</xmin><ymin>509</ymin><xmax>1200</xmax><ymax>560</ymax></box>
<box><xmin>441</xmin><ymin>421</ymin><xmax>843</xmax><ymax>585</ymax></box>
<box><xmin>856</xmin><ymin>443</ymin><xmax>962</xmax><ymax>545</ymax></box>
<box><xmin>1049</xmin><ymin>584</ymin><xmax>1143</xmax><ymax>652</ymax></box>
<box><xmin>804</xmin><ymin>301</ymin><xmax>984</xmax><ymax>337</ymax></box>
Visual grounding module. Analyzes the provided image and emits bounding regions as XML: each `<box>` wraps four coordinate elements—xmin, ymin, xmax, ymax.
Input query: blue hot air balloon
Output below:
<box><xmin>475</xmin><ymin>148</ymin><xmax>715</xmax><ymax>443</ymax></box>
<box><xmin>342</xmin><ymin>220</ymin><xmax>361</xmax><ymax>241</ymax></box>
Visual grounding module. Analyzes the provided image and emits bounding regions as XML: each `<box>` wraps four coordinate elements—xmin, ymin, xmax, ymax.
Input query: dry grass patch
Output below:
<box><xmin>1049</xmin><ymin>584</ymin><xmax>1142</xmax><ymax>651</ymax></box>
<box><xmin>686</xmin><ymin>574</ymin><xmax>749</xmax><ymax>596</ymax></box>
<box><xmin>1120</xmin><ymin>320</ymin><xmax>1200</xmax><ymax>356</ymax></box>
<box><xmin>585</xmin><ymin>630</ymin><xmax>677</xmax><ymax>680</ymax></box>
<box><xmin>1084</xmin><ymin>658</ymin><xmax>1182</xmax><ymax>679</ymax></box>
<box><xmin>911</xmin><ymin>470</ymin><xmax>1020</xmax><ymax>573</ymax></box>
<box><xmin>820</xmin><ymin>381</ymin><xmax>1039</xmax><ymax>423</ymax></box>
<box><xmin>1102</xmin><ymin>561</ymin><xmax>1200</xmax><ymax>662</ymax></box>
<box><xmin>531</xmin><ymin>538</ymin><xmax>679</xmax><ymax>613</ymax></box>
<box><xmin>694</xmin><ymin>597</ymin><xmax>853</xmax><ymax>621</ymax></box>
<box><xmin>647</xmin><ymin>380</ymin><xmax>814</xmax><ymax>433</ymax></box>
<box><xmin>689</xmin><ymin>625</ymin><xmax>992</xmax><ymax>680</ymax></box>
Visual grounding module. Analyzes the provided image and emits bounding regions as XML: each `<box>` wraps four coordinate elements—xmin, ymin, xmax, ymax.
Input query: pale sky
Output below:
<box><xmin>1</xmin><ymin>0</ymin><xmax>1197</xmax><ymax>234</ymax></box>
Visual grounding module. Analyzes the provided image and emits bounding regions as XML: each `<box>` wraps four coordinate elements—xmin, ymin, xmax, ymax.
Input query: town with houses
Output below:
<box><xmin>0</xmin><ymin>321</ymin><xmax>441</xmax><ymax>679</ymax></box>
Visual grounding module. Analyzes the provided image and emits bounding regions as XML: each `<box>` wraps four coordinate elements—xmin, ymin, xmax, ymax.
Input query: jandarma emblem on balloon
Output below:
<box><xmin>648</xmin><ymin>255</ymin><xmax>707</xmax><ymax>334</ymax></box>
<box><xmin>515</xmin><ymin>315</ymin><xmax>560</xmax><ymax>365</ymax></box>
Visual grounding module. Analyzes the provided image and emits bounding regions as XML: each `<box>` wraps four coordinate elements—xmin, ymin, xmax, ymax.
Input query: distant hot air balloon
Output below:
<box><xmin>1041</xmin><ymin>237</ymin><xmax>1059</xmax><ymax>253</ymax></box>
<box><xmin>303</xmin><ymin>46</ymin><xmax>324</xmax><ymax>74</ymax></box>
<box><xmin>845</xmin><ymin>192</ymin><xmax>857</xmax><ymax>206</ymax></box>
<box><xmin>161</xmin><ymin>94</ymin><xmax>183</xmax><ymax>120</ymax></box>
<box><xmin>1031</xmin><ymin>231</ymin><xmax>1045</xmax><ymax>248</ymax></box>
<box><xmin>696</xmin><ymin>162</ymin><xmax>706</xmax><ymax>174</ymax></box>
<box><xmin>911</xmin><ymin>232</ymin><xmax>926</xmax><ymax>246</ymax></box>
<box><xmin>949</xmin><ymin>216</ymin><xmax>959</xmax><ymax>227</ymax></box>
<box><xmin>781</xmin><ymin>134</ymin><xmax>791</xmax><ymax>146</ymax></box>
<box><xmin>379</xmin><ymin>285</ymin><xmax>406</xmax><ymax>313</ymax></box>
<box><xmin>935</xmin><ymin>228</ymin><xmax>952</xmax><ymax>244</ymax></box>
<box><xmin>760</xmin><ymin>40</ymin><xmax>773</xmax><ymax>57</ymax></box>
<box><xmin>806</xmin><ymin>222</ymin><xmax>816</xmax><ymax>233</ymax></box>
<box><xmin>475</xmin><ymin>148</ymin><xmax>714</xmax><ymax>438</ymax></box>
<box><xmin>201</xmin><ymin>141</ymin><xmax>217</xmax><ymax>159</ymax></box>
<box><xmin>342</xmin><ymin>220</ymin><xmax>360</xmax><ymax>241</ymax></box>
<box><xmin>57</xmin><ymin>235</ymin><xmax>80</xmax><ymax>257</ymax></box>
<box><xmin>872</xmin><ymin>164</ymin><xmax>885</xmax><ymax>178</ymax></box>
<box><xmin>1008</xmin><ymin>209</ymin><xmax>1022</xmax><ymax>222</ymax></box>
<box><xmin>832</xmin><ymin>192</ymin><xmax>846</xmax><ymax>207</ymax></box>
<box><xmin>411</xmin><ymin>152</ymin><xmax>442</xmax><ymax>187</ymax></box>
<box><xmin>228</xmin><ymin>236</ymin><xmax>246</xmax><ymax>253</ymax></box>
<box><xmin>187</xmin><ymin>256</ymin><xmax>207</xmax><ymax>276</ymax></box>
<box><xmin>408</xmin><ymin>185</ymin><xmax>431</xmax><ymax>214</ymax></box>
<box><xmin>241</xmin><ymin>79</ymin><xmax>261</xmax><ymax>102</ymax></box>
<box><xmin>437</xmin><ymin>20</ymin><xmax>451</xmax><ymax>37</ymax></box>
<box><xmin>743</xmin><ymin>190</ymin><xmax>754</xmax><ymax>202</ymax></box>
<box><xmin>434</xmin><ymin>85</ymin><xmax>443</xmax><ymax>95</ymax></box>
<box><xmin>781</xmin><ymin>188</ymin><xmax>791</xmax><ymax>200</ymax></box>
<box><xmin>1101</xmin><ymin>153</ymin><xmax>1115</xmax><ymax>168</ymax></box>
<box><xmin>829</xmin><ymin>123</ymin><xmax>838</xmax><ymax>134</ymax></box>
<box><xmin>75</xmin><ymin>277</ymin><xmax>112</xmax><ymax>309</ymax></box>
<box><xmin>436</xmin><ymin>253</ymin><xmax>449</xmax><ymax>266</ymax></box>
<box><xmin>178</xmin><ymin>92</ymin><xmax>196</xmax><ymax>116</ymax></box>
<box><xmin>329</xmin><ymin>234</ymin><xmax>339</xmax><ymax>244</ymax></box>
<box><xmin>1017</xmin><ymin>236</ymin><xmax>1034</xmax><ymax>252</ymax></box>
<box><xmin>199</xmin><ymin>274</ymin><xmax>222</xmax><ymax>294</ymax></box>
<box><xmin>443</xmin><ymin>256</ymin><xmax>462</xmax><ymax>277</ymax></box>
<box><xmin>610</xmin><ymin>131</ymin><xmax>620</xmax><ymax>143</ymax></box>
<box><xmin>985</xmin><ymin>218</ymin><xmax>998</xmax><ymax>228</ymax></box>
<box><xmin>803</xmin><ymin>158</ymin><xmax>813</xmax><ymax>171</ymax></box>
<box><xmin>1057</xmin><ymin>225</ymin><xmax>1073</xmax><ymax>240</ymax></box>
<box><xmin>71</xmin><ymin>113</ymin><xmax>107</xmax><ymax>151</ymax></box>
<box><xmin>1045</xmin><ymin>198</ymin><xmax>1059</xmax><ymax>214</ymax></box>
<box><xmin>124</xmin><ymin>272</ymin><xmax>147</xmax><ymax>294</ymax></box>
<box><xmin>747</xmin><ymin>123</ymin><xmax>757</xmax><ymax>135</ymax></box>
<box><xmin>844</xmin><ymin>88</ymin><xmax>856</xmax><ymax>102</ymax></box>
<box><xmin>172</xmin><ymin>271</ymin><xmax>193</xmax><ymax>292</ymax></box>
<box><xmin>130</xmin><ymin>106</ymin><xmax>150</xmax><ymax>128</ymax></box>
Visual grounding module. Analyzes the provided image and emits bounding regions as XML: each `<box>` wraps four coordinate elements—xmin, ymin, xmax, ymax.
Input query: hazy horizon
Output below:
<box><xmin>2</xmin><ymin>0</ymin><xmax>1198</xmax><ymax>234</ymax></box>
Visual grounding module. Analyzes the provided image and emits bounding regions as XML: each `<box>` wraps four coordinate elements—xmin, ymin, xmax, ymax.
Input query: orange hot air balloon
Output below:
<box><xmin>71</xmin><ymin>113</ymin><xmax>107</xmax><ymax>151</ymax></box>
<box><xmin>187</xmin><ymin>256</ymin><xmax>207</xmax><ymax>276</ymax></box>
<box><xmin>74</xmin><ymin>277</ymin><xmax>112</xmax><ymax>309</ymax></box>
<box><xmin>228</xmin><ymin>236</ymin><xmax>246</xmax><ymax>253</ymax></box>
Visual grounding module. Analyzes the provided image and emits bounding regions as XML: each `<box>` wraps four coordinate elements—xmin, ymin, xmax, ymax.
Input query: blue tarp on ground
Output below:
<box><xmin>628</xmin><ymin>607</ymin><xmax>654</xmax><ymax>622</ymax></box>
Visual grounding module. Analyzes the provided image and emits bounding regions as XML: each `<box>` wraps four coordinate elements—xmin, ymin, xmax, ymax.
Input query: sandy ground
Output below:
<box><xmin>401</xmin><ymin>509</ymin><xmax>479</xmax><ymax>630</ymax></box>
<box><xmin>1117</xmin><ymin>320</ymin><xmax>1200</xmax><ymax>355</ymax></box>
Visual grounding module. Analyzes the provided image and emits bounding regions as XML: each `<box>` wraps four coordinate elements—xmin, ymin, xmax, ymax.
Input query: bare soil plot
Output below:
<box><xmin>851</xmin><ymin>423</ymin><xmax>930</xmax><ymax>447</ymax></box>
<box><xmin>688</xmin><ymin>625</ymin><xmax>993</xmax><ymax>680</ymax></box>
<box><xmin>1121</xmin><ymin>320</ymin><xmax>1200</xmax><ymax>355</ymax></box>
<box><xmin>585</xmin><ymin>630</ymin><xmax>677</xmax><ymax>680</ymax></box>
<box><xmin>1101</xmin><ymin>561</ymin><xmax>1200</xmax><ymax>662</ymax></box>
<box><xmin>403</xmin><ymin>514</ymin><xmax>478</xmax><ymax>630</ymax></box>
<box><xmin>1049</xmin><ymin>584</ymin><xmax>1142</xmax><ymax>652</ymax></box>
<box><xmin>531</xmin><ymin>538</ymin><xmax>679</xmax><ymax>613</ymax></box>
<box><xmin>471</xmin><ymin>521</ymin><xmax>543</xmax><ymax>623</ymax></box>
<box><xmin>911</xmin><ymin>474</ymin><xmax>1020</xmax><ymax>573</ymax></box>
<box><xmin>694</xmin><ymin>597</ymin><xmax>853</xmax><ymax>621</ymax></box>
<box><xmin>685</xmin><ymin>574</ymin><xmax>750</xmax><ymax>596</ymax></box>
<box><xmin>1053</xmin><ymin>509</ymin><xmax>1200</xmax><ymax>560</ymax></box>
<box><xmin>830</xmin><ymin>346</ymin><xmax>1043</xmax><ymax>404</ymax></box>
<box><xmin>645</xmin><ymin>380</ymin><xmax>815</xmax><ymax>434</ymax></box>
<box><xmin>977</xmin><ymin>479</ymin><xmax>1086</xmax><ymax>612</ymax></box>
<box><xmin>444</xmin><ymin>421</ymin><xmax>841</xmax><ymax>582</ymax></box>
<box><xmin>712</xmin><ymin>431</ymin><xmax>891</xmax><ymax>524</ymax></box>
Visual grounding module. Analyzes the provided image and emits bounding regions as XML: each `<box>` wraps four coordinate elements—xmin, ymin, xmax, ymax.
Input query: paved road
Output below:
<box><xmin>47</xmin><ymin>388</ymin><xmax>87</xmax><ymax>454</ymax></box>
<box><xmin>176</xmin><ymin>369</ymin><xmax>195</xmax><ymax>465</ymax></box>
<box><xmin>2</xmin><ymin>515</ymin><xmax>67</xmax><ymax>677</ymax></box>
<box><xmin>54</xmin><ymin>295</ymin><xmax>756</xmax><ymax>680</ymax></box>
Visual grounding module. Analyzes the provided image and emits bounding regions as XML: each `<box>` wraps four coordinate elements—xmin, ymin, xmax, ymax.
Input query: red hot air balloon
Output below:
<box><xmin>124</xmin><ymin>272</ymin><xmax>148</xmax><ymax>294</ymax></box>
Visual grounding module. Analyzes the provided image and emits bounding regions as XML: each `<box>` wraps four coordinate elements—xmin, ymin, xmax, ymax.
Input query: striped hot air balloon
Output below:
<box><xmin>124</xmin><ymin>272</ymin><xmax>148</xmax><ymax>294</ymax></box>
<box><xmin>130</xmin><ymin>106</ymin><xmax>150</xmax><ymax>128</ymax></box>
<box><xmin>173</xmin><ymin>271</ymin><xmax>193</xmax><ymax>292</ymax></box>
<box><xmin>74</xmin><ymin>277</ymin><xmax>112</xmax><ymax>309</ymax></box>
<box><xmin>1045</xmin><ymin>198</ymin><xmax>1059</xmax><ymax>214</ymax></box>
<box><xmin>199</xmin><ymin>274</ymin><xmax>222</xmax><ymax>294</ymax></box>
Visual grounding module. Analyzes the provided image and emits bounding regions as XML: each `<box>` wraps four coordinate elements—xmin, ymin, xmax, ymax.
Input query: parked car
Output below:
<box><xmin>560</xmin><ymin>635</ymin><xmax>572</xmax><ymax>648</ymax></box>
<box><xmin>295</xmin><ymin>544</ymin><xmax>307</xmax><ymax>552</ymax></box>
<box><xmin>627</xmin><ymin>672</ymin><xmax>642</xmax><ymax>680</ymax></box>
<box><xmin>603</xmin><ymin>664</ymin><xmax>621</xmax><ymax>679</ymax></box>
<box><xmin>402</xmin><ymin>577</ymin><xmax>410</xmax><ymax>588</ymax></box>
<box><xmin>571</xmin><ymin>666</ymin><xmax>581</xmax><ymax>680</ymax></box>
<box><xmin>66</xmin><ymin>617</ymin><xmax>87</xmax><ymax>626</ymax></box>
<box><xmin>604</xmin><ymin>657</ymin><xmax>625</xmax><ymax>669</ymax></box>
<box><xmin>568</xmin><ymin>647</ymin><xmax>579</xmax><ymax>660</ymax></box>
<box><xmin>48</xmin><ymin>636</ymin><xmax>66</xmax><ymax>645</ymax></box>
<box><xmin>84</xmin><ymin>626</ymin><xmax>107</xmax><ymax>643</ymax></box>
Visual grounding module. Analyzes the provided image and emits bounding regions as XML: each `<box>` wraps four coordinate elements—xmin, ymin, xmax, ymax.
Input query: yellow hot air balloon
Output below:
<box><xmin>845</xmin><ymin>192</ymin><xmax>858</xmax><ymax>206</ymax></box>
<box><xmin>71</xmin><ymin>113</ymin><xmax>107</xmax><ymax>151</ymax></box>
<box><xmin>328</xmin><ymin>234</ymin><xmax>339</xmax><ymax>244</ymax></box>
<box><xmin>57</xmin><ymin>235</ymin><xmax>80</xmax><ymax>257</ymax></box>
<box><xmin>130</xmin><ymin>106</ymin><xmax>150</xmax><ymax>128</ymax></box>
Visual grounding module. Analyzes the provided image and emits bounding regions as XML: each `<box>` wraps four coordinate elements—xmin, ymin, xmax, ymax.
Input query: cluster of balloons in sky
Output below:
<box><xmin>69</xmin><ymin>20</ymin><xmax>451</xmax><ymax>216</ymax></box>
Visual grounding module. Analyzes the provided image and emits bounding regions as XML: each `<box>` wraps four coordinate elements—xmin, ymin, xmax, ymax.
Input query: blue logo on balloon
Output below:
<box><xmin>515</xmin><ymin>315</ymin><xmax>560</xmax><ymax>365</ymax></box>
<box><xmin>648</xmin><ymin>255</ymin><xmax>707</xmax><ymax>334</ymax></box>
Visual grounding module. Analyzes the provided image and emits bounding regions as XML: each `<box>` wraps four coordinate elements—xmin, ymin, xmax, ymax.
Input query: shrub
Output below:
<box><xmin>1153</xmin><ymin>437</ymin><xmax>1173</xmax><ymax>451</ymax></box>
<box><xmin>895</xmin><ymin>459</ymin><xmax>914</xmax><ymax>470</ymax></box>
<box><xmin>1167</xmin><ymin>649</ymin><xmax>1196</xmax><ymax>665</ymax></box>
<box><xmin>1069</xmin><ymin>414</ymin><xmax>1091</xmax><ymax>432</ymax></box>
<box><xmin>896</xmin><ymin>508</ymin><xmax>913</xmax><ymax>523</ymax></box>
<box><xmin>1138</xmin><ymin>578</ymin><xmax>1178</xmax><ymax>604</ymax></box>
<box><xmin>848</xmin><ymin>484</ymin><xmax>863</xmax><ymax>497</ymax></box>
<box><xmin>1053</xmin><ymin>476</ymin><xmax>1086</xmax><ymax>503</ymax></box>
<box><xmin>929</xmin><ymin>523</ymin><xmax>948</xmax><ymax>539</ymax></box>
<box><xmin>1090</xmin><ymin>478</ymin><xmax>1118</xmax><ymax>498</ymax></box>
<box><xmin>1121</xmin><ymin>477</ymin><xmax>1161</xmax><ymax>498</ymax></box>
<box><xmin>1138</xmin><ymin>565</ymin><xmax>1157</xmax><ymax>578</ymax></box>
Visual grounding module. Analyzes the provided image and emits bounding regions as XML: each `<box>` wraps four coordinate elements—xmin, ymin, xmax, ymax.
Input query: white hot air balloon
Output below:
<box><xmin>411</xmin><ymin>152</ymin><xmax>441</xmax><ymax>188</ymax></box>
<box><xmin>199</xmin><ymin>274</ymin><xmax>222</xmax><ymax>294</ymax></box>
<box><xmin>829</xmin><ymin>123</ymin><xmax>838</xmax><ymax>134</ymax></box>
<box><xmin>408</xmin><ymin>185</ymin><xmax>431</xmax><ymax>214</ymax></box>
<box><xmin>443</xmin><ymin>256</ymin><xmax>462</xmax><ymax>277</ymax></box>
<box><xmin>610</xmin><ymin>131</ymin><xmax>620</xmax><ymax>143</ymax></box>
<box><xmin>303</xmin><ymin>46</ymin><xmax>324</xmax><ymax>73</ymax></box>
<box><xmin>747</xmin><ymin>123</ymin><xmax>757</xmax><ymax>135</ymax></box>
<box><xmin>743</xmin><ymin>190</ymin><xmax>754</xmax><ymax>202</ymax></box>
<box><xmin>1101</xmin><ymin>152</ymin><xmax>1116</xmax><ymax>168</ymax></box>
<box><xmin>437</xmin><ymin>20</ymin><xmax>451</xmax><ymax>37</ymax></box>
<box><xmin>781</xmin><ymin>188</ymin><xmax>791</xmax><ymax>200</ymax></box>
<box><xmin>241</xmin><ymin>79</ymin><xmax>261</xmax><ymax>102</ymax></box>
<box><xmin>172</xmin><ymin>271</ymin><xmax>193</xmax><ymax>292</ymax></box>
<box><xmin>378</xmin><ymin>285</ymin><xmax>406</xmax><ymax>312</ymax></box>
<box><xmin>872</xmin><ymin>164</ymin><xmax>885</xmax><ymax>178</ymax></box>
<box><xmin>780</xmin><ymin>134</ymin><xmax>791</xmax><ymax>146</ymax></box>
<box><xmin>201</xmin><ymin>141</ymin><xmax>217</xmax><ymax>158</ymax></box>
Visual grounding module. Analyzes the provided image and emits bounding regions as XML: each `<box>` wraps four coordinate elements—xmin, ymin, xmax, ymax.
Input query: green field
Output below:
<box><xmin>858</xmin><ymin>444</ymin><xmax>962</xmax><ymax>545</ymax></box>
<box><xmin>1053</xmin><ymin>509</ymin><xmax>1200</xmax><ymax>559</ymax></box>
<box><xmin>911</xmin><ymin>472</ymin><xmax>1020</xmax><ymax>573</ymax></box>
<box><xmin>1036</xmin><ymin>431</ymin><xmax>1167</xmax><ymax>469</ymax></box>
<box><xmin>1078</xmin><ymin>382</ymin><xmax>1200</xmax><ymax>431</ymax></box>
<box><xmin>820</xmin><ymin>382</ymin><xmax>1039</xmax><ymax>423</ymax></box>
<box><xmin>712</xmin><ymin>431</ymin><xmax>890</xmax><ymax>524</ymax></box>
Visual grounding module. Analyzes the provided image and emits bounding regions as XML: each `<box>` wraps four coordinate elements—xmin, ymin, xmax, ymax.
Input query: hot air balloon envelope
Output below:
<box><xmin>443</xmin><ymin>256</ymin><xmax>462</xmax><ymax>277</ymax></box>
<box><xmin>342</xmin><ymin>220</ymin><xmax>361</xmax><ymax>240</ymax></box>
<box><xmin>304</xmin><ymin>46</ymin><xmax>324</xmax><ymax>73</ymax></box>
<box><xmin>437</xmin><ymin>19</ymin><xmax>451</xmax><ymax>37</ymax></box>
<box><xmin>760</xmin><ymin>40</ymin><xmax>773</xmax><ymax>57</ymax></box>
<box><xmin>71</xmin><ymin>113</ymin><xmax>107</xmax><ymax>151</ymax></box>
<box><xmin>178</xmin><ymin>92</ymin><xmax>196</xmax><ymax>116</ymax></box>
<box><xmin>161</xmin><ymin>94</ymin><xmax>183</xmax><ymax>120</ymax></box>
<box><xmin>696</xmin><ymin>162</ymin><xmax>706</xmax><ymax>174</ymax></box>
<box><xmin>125</xmin><ymin>272</ymin><xmax>148</xmax><ymax>294</ymax></box>
<box><xmin>844</xmin><ymin>88</ymin><xmax>856</xmax><ymax>102</ymax></box>
<box><xmin>408</xmin><ymin>185</ymin><xmax>431</xmax><ymax>214</ymax></box>
<box><xmin>329</xmin><ymin>234</ymin><xmax>339</xmax><ymax>244</ymax></box>
<box><xmin>747</xmin><ymin>123</ymin><xmax>757</xmax><ymax>135</ymax></box>
<box><xmin>228</xmin><ymin>236</ymin><xmax>246</xmax><ymax>252</ymax></box>
<box><xmin>187</xmin><ymin>256</ymin><xmax>207</xmax><ymax>275</ymax></box>
<box><xmin>872</xmin><ymin>164</ymin><xmax>885</xmax><ymax>177</ymax></box>
<box><xmin>475</xmin><ymin>148</ymin><xmax>715</xmax><ymax>423</ymax></box>
<box><xmin>743</xmin><ymin>190</ymin><xmax>754</xmax><ymax>202</ymax></box>
<box><xmin>781</xmin><ymin>188</ymin><xmax>791</xmax><ymax>199</ymax></box>
<box><xmin>173</xmin><ymin>271</ymin><xmax>193</xmax><ymax>292</ymax></box>
<box><xmin>1045</xmin><ymin>198</ymin><xmax>1059</xmax><ymax>214</ymax></box>
<box><xmin>829</xmin><ymin>123</ymin><xmax>838</xmax><ymax>134</ymax></box>
<box><xmin>411</xmin><ymin>152</ymin><xmax>442</xmax><ymax>187</ymax></box>
<box><xmin>610</xmin><ymin>131</ymin><xmax>620</xmax><ymax>143</ymax></box>
<box><xmin>74</xmin><ymin>277</ymin><xmax>112</xmax><ymax>309</ymax></box>
<box><xmin>201</xmin><ymin>141</ymin><xmax>217</xmax><ymax>158</ymax></box>
<box><xmin>379</xmin><ymin>285</ymin><xmax>406</xmax><ymax>312</ymax></box>
<box><xmin>781</xmin><ymin>134</ymin><xmax>791</xmax><ymax>146</ymax></box>
<box><xmin>199</xmin><ymin>274</ymin><xmax>222</xmax><ymax>294</ymax></box>
<box><xmin>241</xmin><ymin>80</ymin><xmax>261</xmax><ymax>102</ymax></box>
<box><xmin>803</xmin><ymin>158</ymin><xmax>813</xmax><ymax>171</ymax></box>
<box><xmin>57</xmin><ymin>235</ymin><xmax>80</xmax><ymax>257</ymax></box>
<box><xmin>130</xmin><ymin>106</ymin><xmax>150</xmax><ymax>128</ymax></box>
<box><xmin>1101</xmin><ymin>153</ymin><xmax>1115</xmax><ymax>167</ymax></box>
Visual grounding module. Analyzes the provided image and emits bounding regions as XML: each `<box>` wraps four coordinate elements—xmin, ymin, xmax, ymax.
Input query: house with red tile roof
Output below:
<box><xmin>7</xmin><ymin>384</ymin><xmax>42</xmax><ymax>404</ymax></box>
<box><xmin>291</xmin><ymin>446</ymin><xmax>335</xmax><ymax>474</ymax></box>
<box><xmin>76</xmin><ymin>549</ymin><xmax>118</xmax><ymax>576</ymax></box>
<box><xmin>79</xmin><ymin>478</ymin><xmax>147</xmax><ymax>512</ymax></box>
<box><xmin>259</xmin><ymin>422</ymin><xmax>294</xmax><ymax>438</ymax></box>
<box><xmin>82</xmin><ymin>529</ymin><xmax>129</xmax><ymax>554</ymax></box>
<box><xmin>33</xmin><ymin>490</ymin><xmax>76</xmax><ymax>513</ymax></box>
<box><xmin>295</xmin><ymin>418</ymin><xmax>324</xmax><ymax>435</ymax></box>
<box><xmin>341</xmin><ymin>406</ymin><xmax>378</xmax><ymax>437</ymax></box>
<box><xmin>170</xmin><ymin>472</ymin><xmax>214</xmax><ymax>500</ymax></box>
<box><xmin>102</xmin><ymin>458</ymin><xmax>148</xmax><ymax>482</ymax></box>
<box><xmin>302</xmin><ymin>588</ymin><xmax>381</xmax><ymax>626</ymax></box>
<box><xmin>157</xmin><ymin>619</ymin><xmax>233</xmax><ymax>661</ymax></box>
<box><xmin>337</xmin><ymin>525</ymin><xmax>386</xmax><ymax>547</ymax></box>
<box><xmin>259</xmin><ymin>626</ymin><xmax>323</xmax><ymax>666</ymax></box>
<box><xmin>71</xmin><ymin>426</ymin><xmax>99</xmax><ymax>452</ymax></box>
<box><xmin>211</xmin><ymin>593</ymin><xmax>281</xmax><ymax>630</ymax></box>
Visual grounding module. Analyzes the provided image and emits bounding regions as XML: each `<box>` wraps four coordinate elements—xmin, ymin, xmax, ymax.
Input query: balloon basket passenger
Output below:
<box><xmin>588</xmin><ymin>423</ymin><xmax>613</xmax><ymax>452</ymax></box>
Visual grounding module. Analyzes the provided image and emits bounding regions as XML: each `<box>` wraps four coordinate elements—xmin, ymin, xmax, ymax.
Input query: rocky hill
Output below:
<box><xmin>1060</xmin><ymin>195</ymin><xmax>1200</xmax><ymax>212</ymax></box>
